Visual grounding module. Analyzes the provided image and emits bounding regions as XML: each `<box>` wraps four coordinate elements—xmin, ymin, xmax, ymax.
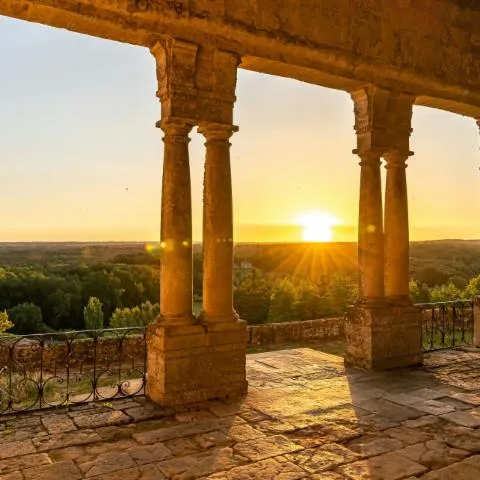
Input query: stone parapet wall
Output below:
<box><xmin>247</xmin><ymin>317</ymin><xmax>345</xmax><ymax>349</ymax></box>
<box><xmin>0</xmin><ymin>319</ymin><xmax>345</xmax><ymax>372</ymax></box>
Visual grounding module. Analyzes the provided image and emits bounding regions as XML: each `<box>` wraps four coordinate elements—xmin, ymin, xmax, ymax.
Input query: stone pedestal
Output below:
<box><xmin>146</xmin><ymin>320</ymin><xmax>248</xmax><ymax>406</ymax></box>
<box><xmin>345</xmin><ymin>303</ymin><xmax>423</xmax><ymax>370</ymax></box>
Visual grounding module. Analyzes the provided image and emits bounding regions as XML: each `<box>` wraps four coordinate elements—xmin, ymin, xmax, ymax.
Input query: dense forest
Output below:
<box><xmin>0</xmin><ymin>240</ymin><xmax>480</xmax><ymax>335</ymax></box>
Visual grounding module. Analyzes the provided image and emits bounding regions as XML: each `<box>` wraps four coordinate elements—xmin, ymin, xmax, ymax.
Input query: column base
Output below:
<box><xmin>146</xmin><ymin>320</ymin><xmax>247</xmax><ymax>406</ymax></box>
<box><xmin>345</xmin><ymin>303</ymin><xmax>423</xmax><ymax>370</ymax></box>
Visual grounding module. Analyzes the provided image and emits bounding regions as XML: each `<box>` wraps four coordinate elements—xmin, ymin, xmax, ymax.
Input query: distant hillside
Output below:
<box><xmin>0</xmin><ymin>240</ymin><xmax>479</xmax><ymax>287</ymax></box>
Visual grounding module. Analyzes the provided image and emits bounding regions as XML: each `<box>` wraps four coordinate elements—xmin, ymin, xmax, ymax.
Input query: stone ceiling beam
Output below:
<box><xmin>1</xmin><ymin>0</ymin><xmax>480</xmax><ymax>117</ymax></box>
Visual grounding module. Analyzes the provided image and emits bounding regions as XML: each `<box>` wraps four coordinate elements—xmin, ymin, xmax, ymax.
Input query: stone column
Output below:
<box><xmin>345</xmin><ymin>86</ymin><xmax>422</xmax><ymax>370</ymax></box>
<box><xmin>199</xmin><ymin>123</ymin><xmax>239</xmax><ymax>325</ymax></box>
<box><xmin>159</xmin><ymin>119</ymin><xmax>194</xmax><ymax>326</ymax></box>
<box><xmin>384</xmin><ymin>151</ymin><xmax>413</xmax><ymax>304</ymax></box>
<box><xmin>357</xmin><ymin>150</ymin><xmax>385</xmax><ymax>304</ymax></box>
<box><xmin>147</xmin><ymin>42</ymin><xmax>247</xmax><ymax>406</ymax></box>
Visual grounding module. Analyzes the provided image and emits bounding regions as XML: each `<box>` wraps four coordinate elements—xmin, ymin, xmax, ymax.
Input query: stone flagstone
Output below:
<box><xmin>3</xmin><ymin>349</ymin><xmax>480</xmax><ymax>479</ymax></box>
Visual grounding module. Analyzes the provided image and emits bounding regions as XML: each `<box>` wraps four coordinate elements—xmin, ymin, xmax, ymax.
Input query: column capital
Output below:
<box><xmin>353</xmin><ymin>149</ymin><xmax>383</xmax><ymax>166</ymax></box>
<box><xmin>351</xmin><ymin>85</ymin><xmax>414</xmax><ymax>154</ymax></box>
<box><xmin>198</xmin><ymin>123</ymin><xmax>239</xmax><ymax>142</ymax></box>
<box><xmin>157</xmin><ymin>119</ymin><xmax>193</xmax><ymax>143</ymax></box>
<box><xmin>384</xmin><ymin>150</ymin><xmax>414</xmax><ymax>169</ymax></box>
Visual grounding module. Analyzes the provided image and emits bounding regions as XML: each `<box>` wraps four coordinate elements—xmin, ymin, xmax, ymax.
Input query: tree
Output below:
<box><xmin>409</xmin><ymin>280</ymin><xmax>431</xmax><ymax>304</ymax></box>
<box><xmin>267</xmin><ymin>279</ymin><xmax>296</xmax><ymax>323</ymax></box>
<box><xmin>83</xmin><ymin>297</ymin><xmax>104</xmax><ymax>330</ymax></box>
<box><xmin>8</xmin><ymin>303</ymin><xmax>45</xmax><ymax>335</ymax></box>
<box><xmin>0</xmin><ymin>310</ymin><xmax>13</xmax><ymax>335</ymax></box>
<box><xmin>430</xmin><ymin>283</ymin><xmax>461</xmax><ymax>303</ymax></box>
<box><xmin>293</xmin><ymin>281</ymin><xmax>331</xmax><ymax>320</ymax></box>
<box><xmin>463</xmin><ymin>274</ymin><xmax>480</xmax><ymax>299</ymax></box>
<box><xmin>234</xmin><ymin>271</ymin><xmax>272</xmax><ymax>325</ymax></box>
<box><xmin>326</xmin><ymin>275</ymin><xmax>357</xmax><ymax>314</ymax></box>
<box><xmin>110</xmin><ymin>301</ymin><xmax>160</xmax><ymax>328</ymax></box>
<box><xmin>415</xmin><ymin>267</ymin><xmax>449</xmax><ymax>287</ymax></box>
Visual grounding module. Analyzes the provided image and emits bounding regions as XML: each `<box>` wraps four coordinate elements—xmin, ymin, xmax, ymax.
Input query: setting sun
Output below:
<box><xmin>297</xmin><ymin>212</ymin><xmax>340</xmax><ymax>242</ymax></box>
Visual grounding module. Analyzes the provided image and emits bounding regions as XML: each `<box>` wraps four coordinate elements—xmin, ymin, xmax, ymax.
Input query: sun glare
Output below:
<box><xmin>298</xmin><ymin>212</ymin><xmax>340</xmax><ymax>242</ymax></box>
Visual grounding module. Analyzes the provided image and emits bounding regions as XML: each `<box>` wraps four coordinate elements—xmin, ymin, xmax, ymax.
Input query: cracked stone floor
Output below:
<box><xmin>3</xmin><ymin>348</ymin><xmax>480</xmax><ymax>479</ymax></box>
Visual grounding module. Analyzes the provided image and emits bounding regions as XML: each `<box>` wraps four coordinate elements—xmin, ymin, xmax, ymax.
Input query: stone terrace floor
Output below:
<box><xmin>4</xmin><ymin>349</ymin><xmax>480</xmax><ymax>479</ymax></box>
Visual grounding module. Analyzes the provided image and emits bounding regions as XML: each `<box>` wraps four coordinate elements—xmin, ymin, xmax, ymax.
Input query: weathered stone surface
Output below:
<box><xmin>234</xmin><ymin>435</ymin><xmax>303</xmax><ymax>461</ymax></box>
<box><xmin>287</xmin><ymin>423</ymin><xmax>361</xmax><ymax>449</ymax></box>
<box><xmin>127</xmin><ymin>443</ymin><xmax>172</xmax><ymax>464</ymax></box>
<box><xmin>356</xmin><ymin>398</ymin><xmax>422</xmax><ymax>423</ymax></box>
<box><xmin>22</xmin><ymin>460</ymin><xmax>82</xmax><ymax>480</ymax></box>
<box><xmin>409</xmin><ymin>389</ymin><xmax>446</xmax><ymax>401</ymax></box>
<box><xmin>436</xmin><ymin>397</ymin><xmax>472</xmax><ymax>411</ymax></box>
<box><xmin>337</xmin><ymin>452</ymin><xmax>427</xmax><ymax>479</ymax></box>
<box><xmin>384</xmin><ymin>393</ymin><xmax>425</xmax><ymax>406</ymax></box>
<box><xmin>7</xmin><ymin>349</ymin><xmax>480</xmax><ymax>480</ymax></box>
<box><xmin>441</xmin><ymin>408</ymin><xmax>480</xmax><ymax>427</ymax></box>
<box><xmin>308</xmin><ymin>473</ymin><xmax>347</xmax><ymax>480</ymax></box>
<box><xmin>443</xmin><ymin>426</ymin><xmax>480</xmax><ymax>452</ymax></box>
<box><xmin>48</xmin><ymin>446</ymin><xmax>85</xmax><ymax>462</ymax></box>
<box><xmin>0</xmin><ymin>453</ymin><xmax>51</xmax><ymax>475</ymax></box>
<box><xmin>84</xmin><ymin>438</ymin><xmax>137</xmax><ymax>456</ymax></box>
<box><xmin>78</xmin><ymin>452</ymin><xmax>136</xmax><ymax>477</ymax></box>
<box><xmin>449</xmin><ymin>393</ymin><xmax>480</xmax><ymax>406</ymax></box>
<box><xmin>403</xmin><ymin>416</ymin><xmax>440</xmax><ymax>429</ymax></box>
<box><xmin>0</xmin><ymin>472</ymin><xmax>23</xmax><ymax>480</ymax></box>
<box><xmin>134</xmin><ymin>417</ymin><xmax>233</xmax><ymax>444</ymax></box>
<box><xmin>73</xmin><ymin>411</ymin><xmax>131</xmax><ymax>429</ymax></box>
<box><xmin>41</xmin><ymin>414</ymin><xmax>77</xmax><ymax>434</ymax></box>
<box><xmin>345</xmin><ymin>305</ymin><xmax>423</xmax><ymax>371</ymax></box>
<box><xmin>84</xmin><ymin>464</ymin><xmax>167</xmax><ymax>480</ymax></box>
<box><xmin>396</xmin><ymin>440</ymin><xmax>469</xmax><ymax>469</ymax></box>
<box><xmin>164</xmin><ymin>437</ymin><xmax>203</xmax><ymax>456</ymax></box>
<box><xmin>33</xmin><ymin>430</ymin><xmax>101</xmax><ymax>451</ymax></box>
<box><xmin>349</xmin><ymin>437</ymin><xmax>404</xmax><ymax>457</ymax></box>
<box><xmin>285</xmin><ymin>443</ymin><xmax>358</xmax><ymax>472</ymax></box>
<box><xmin>248</xmin><ymin>317</ymin><xmax>344</xmax><ymax>349</ymax></box>
<box><xmin>421</xmin><ymin>456</ymin><xmax>480</xmax><ymax>479</ymax></box>
<box><xmin>385</xmin><ymin>427</ymin><xmax>433</xmax><ymax>445</ymax></box>
<box><xmin>255</xmin><ymin>419</ymin><xmax>296</xmax><ymax>434</ymax></box>
<box><xmin>195</xmin><ymin>430</ymin><xmax>232</xmax><ymax>449</ymax></box>
<box><xmin>225</xmin><ymin>423</ymin><xmax>265</xmax><ymax>442</ymax></box>
<box><xmin>124</xmin><ymin>406</ymin><xmax>168</xmax><ymax>422</ymax></box>
<box><xmin>157</xmin><ymin>447</ymin><xmax>247</xmax><ymax>479</ymax></box>
<box><xmin>0</xmin><ymin>439</ymin><xmax>36</xmax><ymax>459</ymax></box>
<box><xmin>208</xmin><ymin>401</ymin><xmax>243</xmax><ymax>418</ymax></box>
<box><xmin>207</xmin><ymin>457</ymin><xmax>306</xmax><ymax>480</ymax></box>
<box><xmin>411</xmin><ymin>400</ymin><xmax>455</xmax><ymax>416</ymax></box>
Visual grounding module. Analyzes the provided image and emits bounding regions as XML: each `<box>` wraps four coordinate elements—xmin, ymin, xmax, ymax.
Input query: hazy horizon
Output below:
<box><xmin>0</xmin><ymin>16</ymin><xmax>479</xmax><ymax>244</ymax></box>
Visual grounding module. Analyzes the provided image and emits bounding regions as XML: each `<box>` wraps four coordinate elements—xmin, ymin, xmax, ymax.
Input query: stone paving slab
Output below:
<box><xmin>3</xmin><ymin>348</ymin><xmax>480</xmax><ymax>479</ymax></box>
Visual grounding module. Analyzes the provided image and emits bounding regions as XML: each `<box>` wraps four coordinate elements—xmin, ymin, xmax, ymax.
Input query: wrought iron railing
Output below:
<box><xmin>0</xmin><ymin>327</ymin><xmax>147</xmax><ymax>414</ymax></box>
<box><xmin>418</xmin><ymin>300</ymin><xmax>474</xmax><ymax>352</ymax></box>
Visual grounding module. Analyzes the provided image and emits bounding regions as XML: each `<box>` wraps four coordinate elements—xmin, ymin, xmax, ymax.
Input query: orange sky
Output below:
<box><xmin>0</xmin><ymin>17</ymin><xmax>479</xmax><ymax>243</ymax></box>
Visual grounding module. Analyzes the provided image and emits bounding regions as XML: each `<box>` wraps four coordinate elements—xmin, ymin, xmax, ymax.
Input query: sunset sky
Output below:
<box><xmin>0</xmin><ymin>16</ymin><xmax>479</xmax><ymax>243</ymax></box>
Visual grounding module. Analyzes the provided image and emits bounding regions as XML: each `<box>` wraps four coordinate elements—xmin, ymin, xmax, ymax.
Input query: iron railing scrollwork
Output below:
<box><xmin>0</xmin><ymin>327</ymin><xmax>147</xmax><ymax>415</ymax></box>
<box><xmin>417</xmin><ymin>300</ymin><xmax>474</xmax><ymax>352</ymax></box>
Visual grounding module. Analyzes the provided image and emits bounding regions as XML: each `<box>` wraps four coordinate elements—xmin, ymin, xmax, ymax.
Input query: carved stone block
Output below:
<box><xmin>345</xmin><ymin>304</ymin><xmax>423</xmax><ymax>370</ymax></box>
<box><xmin>146</xmin><ymin>321</ymin><xmax>247</xmax><ymax>405</ymax></box>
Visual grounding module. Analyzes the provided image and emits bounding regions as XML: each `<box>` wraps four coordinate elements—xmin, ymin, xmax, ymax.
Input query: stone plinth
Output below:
<box><xmin>345</xmin><ymin>303</ymin><xmax>423</xmax><ymax>370</ymax></box>
<box><xmin>146</xmin><ymin>321</ymin><xmax>247</xmax><ymax>406</ymax></box>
